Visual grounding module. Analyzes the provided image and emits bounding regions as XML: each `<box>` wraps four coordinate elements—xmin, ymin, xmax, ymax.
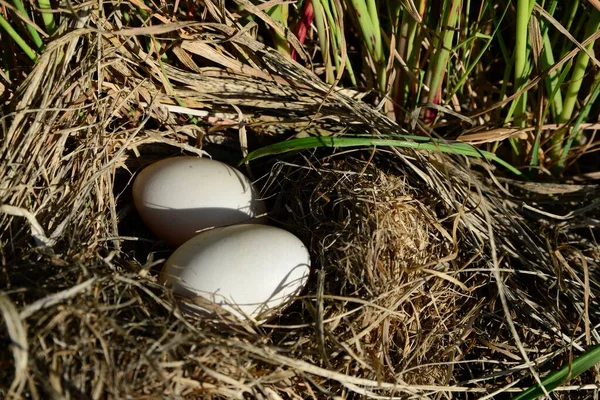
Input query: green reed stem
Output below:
<box><xmin>550</xmin><ymin>9</ymin><xmax>600</xmax><ymax>161</ymax></box>
<box><xmin>0</xmin><ymin>12</ymin><xmax>38</xmax><ymax>61</ymax></box>
<box><xmin>11</xmin><ymin>0</ymin><xmax>43</xmax><ymax>50</ymax></box>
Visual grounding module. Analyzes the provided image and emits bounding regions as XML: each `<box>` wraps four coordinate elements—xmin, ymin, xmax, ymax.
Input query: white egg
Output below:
<box><xmin>132</xmin><ymin>156</ymin><xmax>266</xmax><ymax>246</ymax></box>
<box><xmin>159</xmin><ymin>224</ymin><xmax>311</xmax><ymax>322</ymax></box>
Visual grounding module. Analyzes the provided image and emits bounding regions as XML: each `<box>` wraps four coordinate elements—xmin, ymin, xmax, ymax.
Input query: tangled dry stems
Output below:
<box><xmin>1</xmin><ymin>4</ymin><xmax>599</xmax><ymax>399</ymax></box>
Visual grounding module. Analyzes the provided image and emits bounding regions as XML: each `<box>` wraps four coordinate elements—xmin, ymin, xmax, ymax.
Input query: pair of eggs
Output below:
<box><xmin>132</xmin><ymin>157</ymin><xmax>310</xmax><ymax>322</ymax></box>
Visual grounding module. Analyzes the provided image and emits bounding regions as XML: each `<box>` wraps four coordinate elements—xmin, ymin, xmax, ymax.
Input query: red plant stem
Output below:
<box><xmin>292</xmin><ymin>1</ymin><xmax>314</xmax><ymax>61</ymax></box>
<box><xmin>424</xmin><ymin>82</ymin><xmax>443</xmax><ymax>122</ymax></box>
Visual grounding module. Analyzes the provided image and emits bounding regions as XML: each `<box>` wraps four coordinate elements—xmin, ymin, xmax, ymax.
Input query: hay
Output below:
<box><xmin>1</xmin><ymin>6</ymin><xmax>600</xmax><ymax>399</ymax></box>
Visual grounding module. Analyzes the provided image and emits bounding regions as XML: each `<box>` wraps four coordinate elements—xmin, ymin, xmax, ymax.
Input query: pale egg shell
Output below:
<box><xmin>133</xmin><ymin>156</ymin><xmax>266</xmax><ymax>246</ymax></box>
<box><xmin>159</xmin><ymin>224</ymin><xmax>311</xmax><ymax>322</ymax></box>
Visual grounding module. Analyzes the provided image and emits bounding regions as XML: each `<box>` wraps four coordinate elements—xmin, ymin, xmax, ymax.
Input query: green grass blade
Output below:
<box><xmin>452</xmin><ymin>33</ymin><xmax>493</xmax><ymax>52</ymax></box>
<box><xmin>239</xmin><ymin>136</ymin><xmax>521</xmax><ymax>176</ymax></box>
<box><xmin>489</xmin><ymin>1</ymin><xmax>512</xmax><ymax>147</ymax></box>
<box><xmin>365</xmin><ymin>0</ymin><xmax>385</xmax><ymax>90</ymax></box>
<box><xmin>513</xmin><ymin>0</ymin><xmax>535</xmax><ymax>129</ymax></box>
<box><xmin>365</xmin><ymin>0</ymin><xmax>383</xmax><ymax>61</ymax></box>
<box><xmin>348</xmin><ymin>0</ymin><xmax>373</xmax><ymax>54</ymax></box>
<box><xmin>321</xmin><ymin>0</ymin><xmax>357</xmax><ymax>85</ymax></box>
<box><xmin>37</xmin><ymin>0</ymin><xmax>56</xmax><ymax>35</ymax></box>
<box><xmin>564</xmin><ymin>0</ymin><xmax>580</xmax><ymax>31</ymax></box>
<box><xmin>0</xmin><ymin>12</ymin><xmax>38</xmax><ymax>61</ymax></box>
<box><xmin>550</xmin><ymin>8</ymin><xmax>600</xmax><ymax>162</ymax></box>
<box><xmin>539</xmin><ymin>0</ymin><xmax>563</xmax><ymax>120</ymax></box>
<box><xmin>490</xmin><ymin>0</ymin><xmax>511</xmax><ymax>66</ymax></box>
<box><xmin>266</xmin><ymin>3</ymin><xmax>291</xmax><ymax>57</ymax></box>
<box><xmin>426</xmin><ymin>0</ymin><xmax>461</xmax><ymax>106</ymax></box>
<box><xmin>348</xmin><ymin>0</ymin><xmax>385</xmax><ymax>91</ymax></box>
<box><xmin>530</xmin><ymin>59</ymin><xmax>572</xmax><ymax>167</ymax></box>
<box><xmin>558</xmin><ymin>9</ymin><xmax>600</xmax><ymax>124</ymax></box>
<box><xmin>557</xmin><ymin>0</ymin><xmax>581</xmax><ymax>57</ymax></box>
<box><xmin>394</xmin><ymin>3</ymin><xmax>421</xmax><ymax>112</ymax></box>
<box><xmin>541</xmin><ymin>30</ymin><xmax>563</xmax><ymax>119</ymax></box>
<box><xmin>447</xmin><ymin>2</ymin><xmax>509</xmax><ymax>100</ymax></box>
<box><xmin>312</xmin><ymin>0</ymin><xmax>334</xmax><ymax>83</ymax></box>
<box><xmin>11</xmin><ymin>0</ymin><xmax>43</xmax><ymax>50</ymax></box>
<box><xmin>320</xmin><ymin>0</ymin><xmax>341</xmax><ymax>77</ymax></box>
<box><xmin>557</xmin><ymin>70</ymin><xmax>600</xmax><ymax>169</ymax></box>
<box><xmin>513</xmin><ymin>344</ymin><xmax>600</xmax><ymax>400</ymax></box>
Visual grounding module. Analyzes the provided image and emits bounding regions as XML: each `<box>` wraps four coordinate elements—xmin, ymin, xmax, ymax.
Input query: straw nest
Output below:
<box><xmin>1</xmin><ymin>12</ymin><xmax>600</xmax><ymax>400</ymax></box>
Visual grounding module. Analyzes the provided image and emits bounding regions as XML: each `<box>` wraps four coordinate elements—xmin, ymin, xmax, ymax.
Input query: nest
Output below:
<box><xmin>1</xmin><ymin>14</ymin><xmax>600</xmax><ymax>400</ymax></box>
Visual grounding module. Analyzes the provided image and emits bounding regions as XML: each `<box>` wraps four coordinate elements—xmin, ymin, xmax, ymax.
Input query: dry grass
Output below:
<box><xmin>1</xmin><ymin>3</ymin><xmax>600</xmax><ymax>399</ymax></box>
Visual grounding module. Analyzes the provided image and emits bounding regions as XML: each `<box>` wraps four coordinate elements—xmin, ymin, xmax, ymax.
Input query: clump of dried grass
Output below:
<box><xmin>1</xmin><ymin>5</ymin><xmax>600</xmax><ymax>399</ymax></box>
<box><xmin>266</xmin><ymin>157</ymin><xmax>472</xmax><ymax>383</ymax></box>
